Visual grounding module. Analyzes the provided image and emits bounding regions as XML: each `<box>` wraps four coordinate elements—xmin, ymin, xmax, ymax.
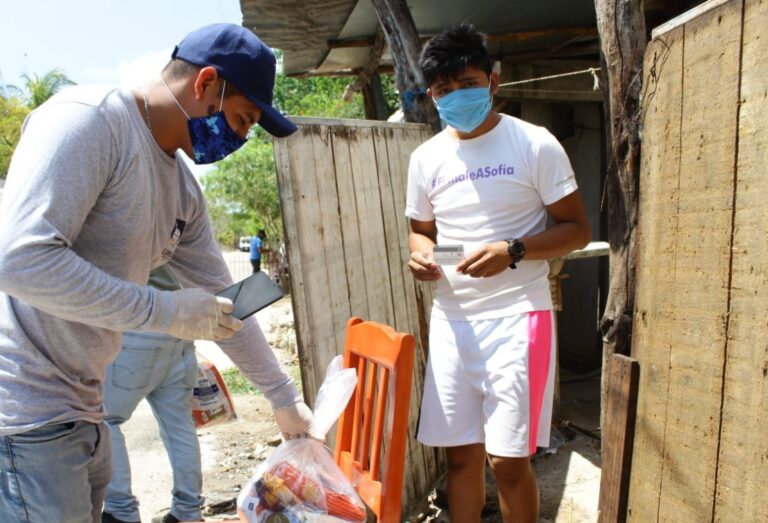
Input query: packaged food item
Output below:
<box><xmin>238</xmin><ymin>357</ymin><xmax>364</xmax><ymax>523</ymax></box>
<box><xmin>190</xmin><ymin>357</ymin><xmax>237</xmax><ymax>428</ymax></box>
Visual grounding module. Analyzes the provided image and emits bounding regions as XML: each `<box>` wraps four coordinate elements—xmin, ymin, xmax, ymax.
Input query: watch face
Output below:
<box><xmin>512</xmin><ymin>240</ymin><xmax>525</xmax><ymax>256</ymax></box>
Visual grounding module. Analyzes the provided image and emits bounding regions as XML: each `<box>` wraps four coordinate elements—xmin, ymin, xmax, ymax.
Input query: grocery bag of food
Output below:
<box><xmin>190</xmin><ymin>357</ymin><xmax>237</xmax><ymax>428</ymax></box>
<box><xmin>237</xmin><ymin>356</ymin><xmax>365</xmax><ymax>522</ymax></box>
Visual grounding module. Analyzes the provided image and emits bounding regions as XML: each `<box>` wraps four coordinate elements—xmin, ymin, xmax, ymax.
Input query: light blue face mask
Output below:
<box><xmin>433</xmin><ymin>81</ymin><xmax>492</xmax><ymax>133</ymax></box>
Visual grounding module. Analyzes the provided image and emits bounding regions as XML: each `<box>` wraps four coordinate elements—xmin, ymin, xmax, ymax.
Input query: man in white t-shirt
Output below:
<box><xmin>406</xmin><ymin>24</ymin><xmax>591</xmax><ymax>523</ymax></box>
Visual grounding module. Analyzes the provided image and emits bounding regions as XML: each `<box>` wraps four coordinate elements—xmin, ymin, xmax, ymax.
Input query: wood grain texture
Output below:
<box><xmin>594</xmin><ymin>0</ymin><xmax>646</xmax><ymax>431</ymax></box>
<box><xmin>598</xmin><ymin>355</ymin><xmax>639</xmax><ymax>523</ymax></box>
<box><xmin>714</xmin><ymin>0</ymin><xmax>768</xmax><ymax>519</ymax></box>
<box><xmin>627</xmin><ymin>26</ymin><xmax>685</xmax><ymax>523</ymax></box>
<box><xmin>655</xmin><ymin>3</ymin><xmax>741</xmax><ymax>520</ymax></box>
<box><xmin>629</xmin><ymin>1</ymin><xmax>746</xmax><ymax>520</ymax></box>
<box><xmin>273</xmin><ymin>118</ymin><xmax>441</xmax><ymax>513</ymax></box>
<box><xmin>241</xmin><ymin>0</ymin><xmax>357</xmax><ymax>74</ymax></box>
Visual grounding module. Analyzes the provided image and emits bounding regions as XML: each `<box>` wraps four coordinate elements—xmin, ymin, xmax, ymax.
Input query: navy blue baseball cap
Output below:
<box><xmin>172</xmin><ymin>23</ymin><xmax>297</xmax><ymax>137</ymax></box>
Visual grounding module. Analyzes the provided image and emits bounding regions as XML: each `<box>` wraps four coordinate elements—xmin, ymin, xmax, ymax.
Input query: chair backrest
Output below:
<box><xmin>334</xmin><ymin>317</ymin><xmax>416</xmax><ymax>523</ymax></box>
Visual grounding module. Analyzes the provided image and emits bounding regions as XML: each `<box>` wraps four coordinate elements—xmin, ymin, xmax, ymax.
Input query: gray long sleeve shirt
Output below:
<box><xmin>0</xmin><ymin>86</ymin><xmax>299</xmax><ymax>435</ymax></box>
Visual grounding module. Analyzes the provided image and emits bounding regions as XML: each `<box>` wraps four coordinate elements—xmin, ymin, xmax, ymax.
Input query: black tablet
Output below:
<box><xmin>216</xmin><ymin>272</ymin><xmax>284</xmax><ymax>320</ymax></box>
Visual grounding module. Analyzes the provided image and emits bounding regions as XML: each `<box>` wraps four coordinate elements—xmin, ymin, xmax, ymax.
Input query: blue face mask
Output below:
<box><xmin>162</xmin><ymin>78</ymin><xmax>247</xmax><ymax>164</ymax></box>
<box><xmin>433</xmin><ymin>82</ymin><xmax>492</xmax><ymax>133</ymax></box>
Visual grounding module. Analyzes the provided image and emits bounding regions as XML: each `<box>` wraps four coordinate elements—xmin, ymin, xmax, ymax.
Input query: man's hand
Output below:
<box><xmin>408</xmin><ymin>251</ymin><xmax>442</xmax><ymax>281</ymax></box>
<box><xmin>456</xmin><ymin>241</ymin><xmax>512</xmax><ymax>278</ymax></box>
<box><xmin>167</xmin><ymin>288</ymin><xmax>243</xmax><ymax>341</ymax></box>
<box><xmin>273</xmin><ymin>402</ymin><xmax>323</xmax><ymax>441</ymax></box>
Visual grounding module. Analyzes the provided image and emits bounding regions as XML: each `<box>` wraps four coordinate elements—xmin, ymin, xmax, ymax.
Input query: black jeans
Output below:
<box><xmin>250</xmin><ymin>259</ymin><xmax>261</xmax><ymax>273</ymax></box>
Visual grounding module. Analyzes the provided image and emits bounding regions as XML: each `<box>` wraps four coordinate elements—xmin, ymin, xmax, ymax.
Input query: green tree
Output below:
<box><xmin>0</xmin><ymin>95</ymin><xmax>31</xmax><ymax>178</ymax></box>
<box><xmin>204</xmin><ymin>73</ymin><xmax>371</xmax><ymax>246</ymax></box>
<box><xmin>0</xmin><ymin>68</ymin><xmax>75</xmax><ymax>178</ymax></box>
<box><xmin>203</xmin><ymin>70</ymin><xmax>399</xmax><ymax>247</ymax></box>
<box><xmin>273</xmin><ymin>75</ymin><xmax>365</xmax><ymax>119</ymax></box>
<box><xmin>201</xmin><ymin>129</ymin><xmax>281</xmax><ymax>245</ymax></box>
<box><xmin>19</xmin><ymin>68</ymin><xmax>75</xmax><ymax>109</ymax></box>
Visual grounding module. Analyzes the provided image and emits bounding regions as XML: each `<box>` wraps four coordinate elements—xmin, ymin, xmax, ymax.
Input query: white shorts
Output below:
<box><xmin>417</xmin><ymin>311</ymin><xmax>556</xmax><ymax>457</ymax></box>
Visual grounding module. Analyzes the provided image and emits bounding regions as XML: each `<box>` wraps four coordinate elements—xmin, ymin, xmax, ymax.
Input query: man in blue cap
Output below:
<box><xmin>0</xmin><ymin>24</ymin><xmax>313</xmax><ymax>523</ymax></box>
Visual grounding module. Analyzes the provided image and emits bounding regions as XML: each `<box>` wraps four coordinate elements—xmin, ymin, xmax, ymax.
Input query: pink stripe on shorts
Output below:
<box><xmin>418</xmin><ymin>310</ymin><xmax>556</xmax><ymax>457</ymax></box>
<box><xmin>526</xmin><ymin>310</ymin><xmax>553</xmax><ymax>455</ymax></box>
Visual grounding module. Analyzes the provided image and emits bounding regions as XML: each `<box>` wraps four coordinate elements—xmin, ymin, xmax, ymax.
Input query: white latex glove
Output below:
<box><xmin>167</xmin><ymin>288</ymin><xmax>243</xmax><ymax>341</ymax></box>
<box><xmin>273</xmin><ymin>402</ymin><xmax>322</xmax><ymax>441</ymax></box>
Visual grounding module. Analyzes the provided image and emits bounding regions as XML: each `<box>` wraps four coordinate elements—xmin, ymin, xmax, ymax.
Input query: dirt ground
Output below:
<box><xmin>124</xmin><ymin>297</ymin><xmax>602</xmax><ymax>522</ymax></box>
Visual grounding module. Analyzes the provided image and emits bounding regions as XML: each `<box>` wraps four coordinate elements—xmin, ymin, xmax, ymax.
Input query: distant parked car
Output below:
<box><xmin>238</xmin><ymin>236</ymin><xmax>251</xmax><ymax>252</ymax></box>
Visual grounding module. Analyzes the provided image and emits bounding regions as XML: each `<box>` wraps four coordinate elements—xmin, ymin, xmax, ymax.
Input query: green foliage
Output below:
<box><xmin>1</xmin><ymin>68</ymin><xmax>76</xmax><ymax>178</ymax></box>
<box><xmin>17</xmin><ymin>68</ymin><xmax>76</xmax><ymax>109</ymax></box>
<box><xmin>221</xmin><ymin>367</ymin><xmax>261</xmax><ymax>395</ymax></box>
<box><xmin>379</xmin><ymin>74</ymin><xmax>401</xmax><ymax>116</ymax></box>
<box><xmin>204</xmin><ymin>72</ymin><xmax>372</xmax><ymax>245</ymax></box>
<box><xmin>201</xmin><ymin>129</ymin><xmax>282</xmax><ymax>244</ymax></box>
<box><xmin>273</xmin><ymin>75</ymin><xmax>365</xmax><ymax>119</ymax></box>
<box><xmin>222</xmin><ymin>363</ymin><xmax>301</xmax><ymax>396</ymax></box>
<box><xmin>0</xmin><ymin>95</ymin><xmax>30</xmax><ymax>178</ymax></box>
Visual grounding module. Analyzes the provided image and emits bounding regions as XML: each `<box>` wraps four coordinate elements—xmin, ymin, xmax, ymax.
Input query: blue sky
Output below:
<box><xmin>0</xmin><ymin>0</ymin><xmax>243</xmax><ymax>88</ymax></box>
<box><xmin>0</xmin><ymin>0</ymin><xmax>245</xmax><ymax>176</ymax></box>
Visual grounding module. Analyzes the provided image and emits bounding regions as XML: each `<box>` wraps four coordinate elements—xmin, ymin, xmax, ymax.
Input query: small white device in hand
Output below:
<box><xmin>432</xmin><ymin>245</ymin><xmax>464</xmax><ymax>265</ymax></box>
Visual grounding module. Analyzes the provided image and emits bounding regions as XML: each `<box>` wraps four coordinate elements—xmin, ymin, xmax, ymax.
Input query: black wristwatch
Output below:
<box><xmin>506</xmin><ymin>239</ymin><xmax>526</xmax><ymax>269</ymax></box>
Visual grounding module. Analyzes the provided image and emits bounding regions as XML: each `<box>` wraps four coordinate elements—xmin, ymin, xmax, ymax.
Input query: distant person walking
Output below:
<box><xmin>250</xmin><ymin>229</ymin><xmax>266</xmax><ymax>273</ymax></box>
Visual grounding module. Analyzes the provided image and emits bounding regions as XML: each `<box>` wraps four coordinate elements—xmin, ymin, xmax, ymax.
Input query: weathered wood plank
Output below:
<box><xmin>627</xmin><ymin>26</ymin><xmax>685</xmax><ymax>523</ymax></box>
<box><xmin>274</xmin><ymin>118</ymin><xmax>438</xmax><ymax>516</ymax></box>
<box><xmin>291</xmin><ymin>116</ymin><xmax>426</xmax><ymax>130</ymax></box>
<box><xmin>651</xmin><ymin>0</ymin><xmax>733</xmax><ymax>38</ymax></box>
<box><xmin>330</xmin><ymin>128</ymin><xmax>371</xmax><ymax>321</ymax></box>
<box><xmin>347</xmin><ymin>126</ymin><xmax>396</xmax><ymax>327</ymax></box>
<box><xmin>310</xmin><ymin>126</ymin><xmax>351</xmax><ymax>371</ymax></box>
<box><xmin>594</xmin><ymin>0</ymin><xmax>646</xmax><ymax>433</ymax></box>
<box><xmin>372</xmin><ymin>127</ymin><xmax>410</xmax><ymax>337</ymax></box>
<box><xmin>598</xmin><ymin>354</ymin><xmax>639</xmax><ymax>523</ymax></box>
<box><xmin>274</xmin><ymin>130</ymin><xmax>319</xmax><ymax>400</ymax></box>
<box><xmin>714</xmin><ymin>0</ymin><xmax>768</xmax><ymax>519</ymax></box>
<box><xmin>655</xmin><ymin>2</ymin><xmax>742</xmax><ymax>520</ymax></box>
<box><xmin>295</xmin><ymin>128</ymin><xmax>338</xmax><ymax>405</ymax></box>
<box><xmin>369</xmin><ymin>0</ymin><xmax>441</xmax><ymax>131</ymax></box>
<box><xmin>379</xmin><ymin>126</ymin><xmax>440</xmax><ymax>504</ymax></box>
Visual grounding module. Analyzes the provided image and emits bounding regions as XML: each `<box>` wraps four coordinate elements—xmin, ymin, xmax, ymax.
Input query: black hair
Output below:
<box><xmin>161</xmin><ymin>59</ymin><xmax>241</xmax><ymax>97</ymax></box>
<box><xmin>419</xmin><ymin>24</ymin><xmax>493</xmax><ymax>86</ymax></box>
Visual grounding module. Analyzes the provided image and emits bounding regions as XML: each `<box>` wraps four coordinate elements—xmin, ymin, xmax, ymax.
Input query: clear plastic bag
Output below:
<box><xmin>237</xmin><ymin>356</ymin><xmax>365</xmax><ymax>522</ymax></box>
<box><xmin>190</xmin><ymin>357</ymin><xmax>237</xmax><ymax>428</ymax></box>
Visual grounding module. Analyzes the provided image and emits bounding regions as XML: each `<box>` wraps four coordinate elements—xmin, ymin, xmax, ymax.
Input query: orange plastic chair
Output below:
<box><xmin>334</xmin><ymin>317</ymin><xmax>416</xmax><ymax>523</ymax></box>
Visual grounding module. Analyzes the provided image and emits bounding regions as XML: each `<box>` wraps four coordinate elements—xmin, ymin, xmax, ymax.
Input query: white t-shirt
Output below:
<box><xmin>405</xmin><ymin>114</ymin><xmax>578</xmax><ymax>320</ymax></box>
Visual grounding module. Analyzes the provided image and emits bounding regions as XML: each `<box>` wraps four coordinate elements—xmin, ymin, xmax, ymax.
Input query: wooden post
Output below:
<box><xmin>598</xmin><ymin>354</ymin><xmax>639</xmax><ymax>523</ymax></box>
<box><xmin>343</xmin><ymin>27</ymin><xmax>389</xmax><ymax>120</ymax></box>
<box><xmin>594</xmin><ymin>0</ymin><xmax>646</xmax><ymax>426</ymax></box>
<box><xmin>361</xmin><ymin>75</ymin><xmax>389</xmax><ymax>120</ymax></box>
<box><xmin>370</xmin><ymin>0</ymin><xmax>441</xmax><ymax>132</ymax></box>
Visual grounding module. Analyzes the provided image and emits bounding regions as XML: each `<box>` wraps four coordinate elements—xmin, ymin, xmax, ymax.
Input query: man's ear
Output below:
<box><xmin>490</xmin><ymin>71</ymin><xmax>500</xmax><ymax>95</ymax></box>
<box><xmin>426</xmin><ymin>87</ymin><xmax>434</xmax><ymax>103</ymax></box>
<box><xmin>193</xmin><ymin>66</ymin><xmax>220</xmax><ymax>100</ymax></box>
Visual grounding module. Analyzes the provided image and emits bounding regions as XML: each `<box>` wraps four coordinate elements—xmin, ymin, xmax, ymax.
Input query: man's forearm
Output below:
<box><xmin>409</xmin><ymin>231</ymin><xmax>436</xmax><ymax>254</ymax></box>
<box><xmin>518</xmin><ymin>221</ymin><xmax>591</xmax><ymax>261</ymax></box>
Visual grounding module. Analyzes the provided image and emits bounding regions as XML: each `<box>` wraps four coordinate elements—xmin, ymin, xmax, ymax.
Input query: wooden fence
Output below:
<box><xmin>273</xmin><ymin>117</ymin><xmax>441</xmax><ymax>514</ymax></box>
<box><xmin>628</xmin><ymin>0</ymin><xmax>767</xmax><ymax>520</ymax></box>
